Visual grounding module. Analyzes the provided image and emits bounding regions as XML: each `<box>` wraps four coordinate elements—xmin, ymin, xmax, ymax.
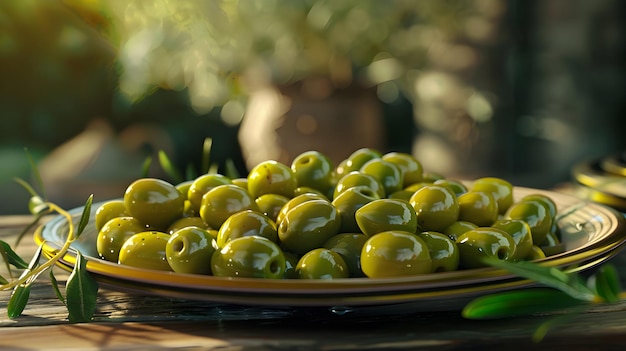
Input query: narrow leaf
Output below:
<box><xmin>66</xmin><ymin>251</ymin><xmax>98</xmax><ymax>323</ymax></box>
<box><xmin>13</xmin><ymin>177</ymin><xmax>39</xmax><ymax>198</ymax></box>
<box><xmin>185</xmin><ymin>163</ymin><xmax>197</xmax><ymax>181</ymax></box>
<box><xmin>49</xmin><ymin>269</ymin><xmax>66</xmax><ymax>305</ymax></box>
<box><xmin>207</xmin><ymin>163</ymin><xmax>219</xmax><ymax>175</ymax></box>
<box><xmin>225</xmin><ymin>159</ymin><xmax>240</xmax><ymax>179</ymax></box>
<box><xmin>0</xmin><ymin>240</ymin><xmax>28</xmax><ymax>269</ymax></box>
<box><xmin>75</xmin><ymin>195</ymin><xmax>93</xmax><ymax>239</ymax></box>
<box><xmin>158</xmin><ymin>150</ymin><xmax>183</xmax><ymax>184</ymax></box>
<box><xmin>0</xmin><ymin>274</ymin><xmax>8</xmax><ymax>285</ymax></box>
<box><xmin>7</xmin><ymin>284</ymin><xmax>31</xmax><ymax>319</ymax></box>
<box><xmin>25</xmin><ymin>148</ymin><xmax>46</xmax><ymax>200</ymax></box>
<box><xmin>587</xmin><ymin>264</ymin><xmax>621</xmax><ymax>303</ymax></box>
<box><xmin>201</xmin><ymin>138</ymin><xmax>213</xmax><ymax>173</ymax></box>
<box><xmin>141</xmin><ymin>156</ymin><xmax>152</xmax><ymax>178</ymax></box>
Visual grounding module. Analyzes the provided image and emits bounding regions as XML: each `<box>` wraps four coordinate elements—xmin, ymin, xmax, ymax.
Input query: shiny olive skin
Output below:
<box><xmin>95</xmin><ymin>200</ymin><xmax>128</xmax><ymax>232</ymax></box>
<box><xmin>216</xmin><ymin>210</ymin><xmax>278</xmax><ymax>248</ymax></box>
<box><xmin>323</xmin><ymin>233</ymin><xmax>368</xmax><ymax>277</ymax></box>
<box><xmin>255</xmin><ymin>193</ymin><xmax>290</xmax><ymax>222</ymax></box>
<box><xmin>333</xmin><ymin>171</ymin><xmax>386</xmax><ymax>200</ymax></box>
<box><xmin>470</xmin><ymin>177</ymin><xmax>513</xmax><ymax>214</ymax></box>
<box><xmin>291</xmin><ymin>150</ymin><xmax>334</xmax><ymax>193</ymax></box>
<box><xmin>527</xmin><ymin>245</ymin><xmax>547</xmax><ymax>260</ymax></box>
<box><xmin>282</xmin><ymin>251</ymin><xmax>300</xmax><ymax>279</ymax></box>
<box><xmin>455</xmin><ymin>227</ymin><xmax>516</xmax><ymax>269</ymax></box>
<box><xmin>457</xmin><ymin>191</ymin><xmax>498</xmax><ymax>227</ymax></box>
<box><xmin>409</xmin><ymin>184</ymin><xmax>459</xmax><ymax>232</ymax></box>
<box><xmin>293</xmin><ymin>186</ymin><xmax>328</xmax><ymax>198</ymax></box>
<box><xmin>118</xmin><ymin>231</ymin><xmax>172</xmax><ymax>271</ymax></box>
<box><xmin>97</xmin><ymin>216</ymin><xmax>146</xmax><ymax>262</ymax></box>
<box><xmin>387</xmin><ymin>190</ymin><xmax>415</xmax><ymax>201</ymax></box>
<box><xmin>359</xmin><ymin>158</ymin><xmax>404</xmax><ymax>195</ymax></box>
<box><xmin>539</xmin><ymin>230</ymin><xmax>566</xmax><ymax>256</ymax></box>
<box><xmin>355</xmin><ymin>198</ymin><xmax>418</xmax><ymax>237</ymax></box>
<box><xmin>247</xmin><ymin>160</ymin><xmax>297</xmax><ymax>199</ymax></box>
<box><xmin>335</xmin><ymin>148</ymin><xmax>382</xmax><ymax>179</ymax></box>
<box><xmin>418</xmin><ymin>231</ymin><xmax>459</xmax><ymax>272</ymax></box>
<box><xmin>231</xmin><ymin>178</ymin><xmax>249</xmax><ymax>190</ymax></box>
<box><xmin>175</xmin><ymin>180</ymin><xmax>194</xmax><ymax>201</ymax></box>
<box><xmin>360</xmin><ymin>230</ymin><xmax>432</xmax><ymax>278</ymax></box>
<box><xmin>123</xmin><ymin>178</ymin><xmax>185</xmax><ymax>230</ymax></box>
<box><xmin>296</xmin><ymin>248</ymin><xmax>349</xmax><ymax>279</ymax></box>
<box><xmin>504</xmin><ymin>199</ymin><xmax>553</xmax><ymax>245</ymax></box>
<box><xmin>433</xmin><ymin>179</ymin><xmax>468</xmax><ymax>197</ymax></box>
<box><xmin>167</xmin><ymin>216</ymin><xmax>211</xmax><ymax>234</ymax></box>
<box><xmin>382</xmin><ymin>152</ymin><xmax>424</xmax><ymax>187</ymax></box>
<box><xmin>187</xmin><ymin>173</ymin><xmax>232</xmax><ymax>212</ymax></box>
<box><xmin>199</xmin><ymin>184</ymin><xmax>259</xmax><ymax>229</ymax></box>
<box><xmin>278</xmin><ymin>199</ymin><xmax>341</xmax><ymax>255</ymax></box>
<box><xmin>491</xmin><ymin>219</ymin><xmax>534</xmax><ymax>261</ymax></box>
<box><xmin>442</xmin><ymin>221</ymin><xmax>478</xmax><ymax>241</ymax></box>
<box><xmin>331</xmin><ymin>185</ymin><xmax>380</xmax><ymax>233</ymax></box>
<box><xmin>275</xmin><ymin>192</ymin><xmax>327</xmax><ymax>225</ymax></box>
<box><xmin>211</xmin><ymin>236</ymin><xmax>286</xmax><ymax>279</ymax></box>
<box><xmin>166</xmin><ymin>226</ymin><xmax>216</xmax><ymax>275</ymax></box>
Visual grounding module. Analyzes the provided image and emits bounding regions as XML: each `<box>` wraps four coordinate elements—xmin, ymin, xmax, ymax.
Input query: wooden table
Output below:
<box><xmin>2</xmin><ymin>214</ymin><xmax>626</xmax><ymax>350</ymax></box>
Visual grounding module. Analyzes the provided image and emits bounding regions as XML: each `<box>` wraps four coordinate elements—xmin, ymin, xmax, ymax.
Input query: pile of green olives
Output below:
<box><xmin>94</xmin><ymin>148</ymin><xmax>562</xmax><ymax>279</ymax></box>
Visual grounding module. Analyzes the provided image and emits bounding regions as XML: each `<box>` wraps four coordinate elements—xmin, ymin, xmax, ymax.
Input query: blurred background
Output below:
<box><xmin>0</xmin><ymin>0</ymin><xmax>624</xmax><ymax>214</ymax></box>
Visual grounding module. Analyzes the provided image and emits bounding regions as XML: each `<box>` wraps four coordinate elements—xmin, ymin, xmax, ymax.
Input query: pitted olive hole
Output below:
<box><xmin>172</xmin><ymin>239</ymin><xmax>184</xmax><ymax>253</ymax></box>
<box><xmin>269</xmin><ymin>260</ymin><xmax>281</xmax><ymax>274</ymax></box>
<box><xmin>496</xmin><ymin>248</ymin><xmax>509</xmax><ymax>260</ymax></box>
<box><xmin>300</xmin><ymin>157</ymin><xmax>312</xmax><ymax>165</ymax></box>
<box><xmin>358</xmin><ymin>188</ymin><xmax>375</xmax><ymax>197</ymax></box>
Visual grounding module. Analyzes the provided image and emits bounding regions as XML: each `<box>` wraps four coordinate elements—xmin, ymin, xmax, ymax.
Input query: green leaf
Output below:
<box><xmin>158</xmin><ymin>150</ymin><xmax>183</xmax><ymax>184</ymax></box>
<box><xmin>185</xmin><ymin>163</ymin><xmax>197</xmax><ymax>181</ymax></box>
<box><xmin>201</xmin><ymin>138</ymin><xmax>213</xmax><ymax>173</ymax></box>
<box><xmin>587</xmin><ymin>264</ymin><xmax>621</xmax><ymax>303</ymax></box>
<box><xmin>49</xmin><ymin>269</ymin><xmax>65</xmax><ymax>305</ymax></box>
<box><xmin>13</xmin><ymin>177</ymin><xmax>40</xmax><ymax>199</ymax></box>
<box><xmin>7</xmin><ymin>284</ymin><xmax>31</xmax><ymax>319</ymax></box>
<box><xmin>24</xmin><ymin>148</ymin><xmax>47</xmax><ymax>200</ymax></box>
<box><xmin>75</xmin><ymin>195</ymin><xmax>93</xmax><ymax>239</ymax></box>
<box><xmin>483</xmin><ymin>257</ymin><xmax>596</xmax><ymax>302</ymax></box>
<box><xmin>225</xmin><ymin>159</ymin><xmax>240</xmax><ymax>179</ymax></box>
<box><xmin>0</xmin><ymin>240</ymin><xmax>29</xmax><ymax>269</ymax></box>
<box><xmin>141</xmin><ymin>156</ymin><xmax>152</xmax><ymax>178</ymax></box>
<box><xmin>66</xmin><ymin>251</ymin><xmax>98</xmax><ymax>323</ymax></box>
<box><xmin>0</xmin><ymin>274</ymin><xmax>8</xmax><ymax>285</ymax></box>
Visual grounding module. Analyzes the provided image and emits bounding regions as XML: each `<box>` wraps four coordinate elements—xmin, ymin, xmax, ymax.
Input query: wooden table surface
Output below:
<box><xmin>2</xmin><ymin>212</ymin><xmax>626</xmax><ymax>350</ymax></box>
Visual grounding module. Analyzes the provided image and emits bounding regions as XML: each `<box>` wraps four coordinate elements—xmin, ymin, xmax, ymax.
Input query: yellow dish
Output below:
<box><xmin>34</xmin><ymin>186</ymin><xmax>626</xmax><ymax>311</ymax></box>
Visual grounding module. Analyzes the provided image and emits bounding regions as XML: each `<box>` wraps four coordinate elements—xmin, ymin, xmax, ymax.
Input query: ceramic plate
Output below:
<box><xmin>34</xmin><ymin>187</ymin><xmax>626</xmax><ymax>311</ymax></box>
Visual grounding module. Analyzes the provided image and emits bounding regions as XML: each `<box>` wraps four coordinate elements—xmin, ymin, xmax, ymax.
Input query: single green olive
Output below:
<box><xmin>433</xmin><ymin>179</ymin><xmax>468</xmax><ymax>197</ymax></box>
<box><xmin>231</xmin><ymin>177</ymin><xmax>249</xmax><ymax>190</ymax></box>
<box><xmin>175</xmin><ymin>180</ymin><xmax>194</xmax><ymax>201</ymax></box>
<box><xmin>296</xmin><ymin>248</ymin><xmax>349</xmax><ymax>279</ymax></box>
<box><xmin>360</xmin><ymin>230</ymin><xmax>432</xmax><ymax>278</ymax></box>
<box><xmin>457</xmin><ymin>191</ymin><xmax>498</xmax><ymax>227</ymax></box>
<box><xmin>359</xmin><ymin>158</ymin><xmax>404</xmax><ymax>195</ymax></box>
<box><xmin>275</xmin><ymin>192</ymin><xmax>327</xmax><ymax>225</ymax></box>
<box><xmin>418</xmin><ymin>231</ymin><xmax>459</xmax><ymax>272</ymax></box>
<box><xmin>187</xmin><ymin>173</ymin><xmax>232</xmax><ymax>212</ymax></box>
<box><xmin>291</xmin><ymin>150</ymin><xmax>334</xmax><ymax>194</ymax></box>
<box><xmin>409</xmin><ymin>184</ymin><xmax>459</xmax><ymax>232</ymax></box>
<box><xmin>199</xmin><ymin>184</ymin><xmax>259</xmax><ymax>229</ymax></box>
<box><xmin>470</xmin><ymin>177</ymin><xmax>513</xmax><ymax>214</ymax></box>
<box><xmin>504</xmin><ymin>199</ymin><xmax>553</xmax><ymax>245</ymax></box>
<box><xmin>333</xmin><ymin>171</ymin><xmax>386</xmax><ymax>200</ymax></box>
<box><xmin>118</xmin><ymin>231</ymin><xmax>172</xmax><ymax>271</ymax></box>
<box><xmin>277</xmin><ymin>199</ymin><xmax>341</xmax><ymax>255</ymax></box>
<box><xmin>247</xmin><ymin>160</ymin><xmax>297</xmax><ymax>199</ymax></box>
<box><xmin>95</xmin><ymin>200</ymin><xmax>128</xmax><ymax>232</ymax></box>
<box><xmin>331</xmin><ymin>185</ymin><xmax>380</xmax><ymax>233</ymax></box>
<box><xmin>216</xmin><ymin>210</ymin><xmax>278</xmax><ymax>248</ymax></box>
<box><xmin>526</xmin><ymin>245</ymin><xmax>547</xmax><ymax>260</ymax></box>
<box><xmin>381</xmin><ymin>152</ymin><xmax>424</xmax><ymax>187</ymax></box>
<box><xmin>166</xmin><ymin>226</ymin><xmax>217</xmax><ymax>275</ymax></box>
<box><xmin>167</xmin><ymin>216</ymin><xmax>210</xmax><ymax>234</ymax></box>
<box><xmin>211</xmin><ymin>236</ymin><xmax>286</xmax><ymax>279</ymax></box>
<box><xmin>255</xmin><ymin>193</ymin><xmax>290</xmax><ymax>222</ymax></box>
<box><xmin>491</xmin><ymin>219</ymin><xmax>534</xmax><ymax>261</ymax></box>
<box><xmin>97</xmin><ymin>216</ymin><xmax>146</xmax><ymax>262</ymax></box>
<box><xmin>335</xmin><ymin>148</ymin><xmax>382</xmax><ymax>178</ymax></box>
<box><xmin>387</xmin><ymin>190</ymin><xmax>415</xmax><ymax>201</ymax></box>
<box><xmin>355</xmin><ymin>198</ymin><xmax>418</xmax><ymax>237</ymax></box>
<box><xmin>123</xmin><ymin>178</ymin><xmax>185</xmax><ymax>230</ymax></box>
<box><xmin>442</xmin><ymin>221</ymin><xmax>478</xmax><ymax>241</ymax></box>
<box><xmin>323</xmin><ymin>233</ymin><xmax>368</xmax><ymax>277</ymax></box>
<box><xmin>455</xmin><ymin>227</ymin><xmax>516</xmax><ymax>269</ymax></box>
<box><xmin>521</xmin><ymin>193</ymin><xmax>557</xmax><ymax>218</ymax></box>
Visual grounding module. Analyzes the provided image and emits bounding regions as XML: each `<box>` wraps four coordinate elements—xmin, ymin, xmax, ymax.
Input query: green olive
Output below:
<box><xmin>323</xmin><ymin>233</ymin><xmax>368</xmax><ymax>277</ymax></box>
<box><xmin>293</xmin><ymin>186</ymin><xmax>328</xmax><ymax>198</ymax></box>
<box><xmin>418</xmin><ymin>231</ymin><xmax>459</xmax><ymax>272</ymax></box>
<box><xmin>409</xmin><ymin>184</ymin><xmax>459</xmax><ymax>232</ymax></box>
<box><xmin>455</xmin><ymin>227</ymin><xmax>516</xmax><ymax>269</ymax></box>
<box><xmin>231</xmin><ymin>177</ymin><xmax>249</xmax><ymax>190</ymax></box>
<box><xmin>275</xmin><ymin>192</ymin><xmax>327</xmax><ymax>225</ymax></box>
<box><xmin>336</xmin><ymin>148</ymin><xmax>382</xmax><ymax>179</ymax></box>
<box><xmin>247</xmin><ymin>160</ymin><xmax>297</xmax><ymax>199</ymax></box>
<box><xmin>387</xmin><ymin>190</ymin><xmax>415</xmax><ymax>201</ymax></box>
<box><xmin>282</xmin><ymin>251</ymin><xmax>300</xmax><ymax>279</ymax></box>
<box><xmin>442</xmin><ymin>221</ymin><xmax>478</xmax><ymax>241</ymax></box>
<box><xmin>470</xmin><ymin>177</ymin><xmax>513</xmax><ymax>214</ymax></box>
<box><xmin>381</xmin><ymin>152</ymin><xmax>424</xmax><ymax>187</ymax></box>
<box><xmin>123</xmin><ymin>178</ymin><xmax>185</xmax><ymax>230</ymax></box>
<box><xmin>166</xmin><ymin>226</ymin><xmax>217</xmax><ymax>275</ymax></box>
<box><xmin>277</xmin><ymin>199</ymin><xmax>341</xmax><ymax>255</ymax></box>
<box><xmin>433</xmin><ymin>179</ymin><xmax>468</xmax><ymax>197</ymax></box>
<box><xmin>521</xmin><ymin>193</ymin><xmax>557</xmax><ymax>218</ymax></box>
<box><xmin>331</xmin><ymin>185</ymin><xmax>380</xmax><ymax>233</ymax></box>
<box><xmin>491</xmin><ymin>219</ymin><xmax>534</xmax><ymax>261</ymax></box>
<box><xmin>538</xmin><ymin>230</ymin><xmax>566</xmax><ymax>257</ymax></box>
<box><xmin>360</xmin><ymin>230</ymin><xmax>432</xmax><ymax>278</ymax></box>
<box><xmin>527</xmin><ymin>245</ymin><xmax>547</xmax><ymax>260</ymax></box>
<box><xmin>199</xmin><ymin>184</ymin><xmax>259</xmax><ymax>229</ymax></box>
<box><xmin>457</xmin><ymin>191</ymin><xmax>498</xmax><ymax>227</ymax></box>
<box><xmin>97</xmin><ymin>216</ymin><xmax>146</xmax><ymax>262</ymax></box>
<box><xmin>95</xmin><ymin>200</ymin><xmax>128</xmax><ymax>232</ymax></box>
<box><xmin>167</xmin><ymin>216</ymin><xmax>210</xmax><ymax>234</ymax></box>
<box><xmin>187</xmin><ymin>173</ymin><xmax>232</xmax><ymax>212</ymax></box>
<box><xmin>216</xmin><ymin>210</ymin><xmax>278</xmax><ymax>248</ymax></box>
<box><xmin>504</xmin><ymin>199</ymin><xmax>553</xmax><ymax>245</ymax></box>
<box><xmin>175</xmin><ymin>180</ymin><xmax>194</xmax><ymax>201</ymax></box>
<box><xmin>255</xmin><ymin>193</ymin><xmax>290</xmax><ymax>222</ymax></box>
<box><xmin>355</xmin><ymin>198</ymin><xmax>418</xmax><ymax>237</ymax></box>
<box><xmin>296</xmin><ymin>248</ymin><xmax>349</xmax><ymax>279</ymax></box>
<box><xmin>359</xmin><ymin>158</ymin><xmax>404</xmax><ymax>195</ymax></box>
<box><xmin>291</xmin><ymin>150</ymin><xmax>334</xmax><ymax>193</ymax></box>
<box><xmin>333</xmin><ymin>171</ymin><xmax>386</xmax><ymax>200</ymax></box>
<box><xmin>211</xmin><ymin>236</ymin><xmax>286</xmax><ymax>279</ymax></box>
<box><xmin>118</xmin><ymin>231</ymin><xmax>172</xmax><ymax>271</ymax></box>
